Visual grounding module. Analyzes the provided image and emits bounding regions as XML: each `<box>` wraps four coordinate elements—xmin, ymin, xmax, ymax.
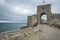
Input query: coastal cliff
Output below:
<box><xmin>0</xmin><ymin>26</ymin><xmax>44</xmax><ymax>40</ymax></box>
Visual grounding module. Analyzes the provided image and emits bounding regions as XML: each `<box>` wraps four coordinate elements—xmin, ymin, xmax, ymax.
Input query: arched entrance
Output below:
<box><xmin>40</xmin><ymin>13</ymin><xmax>47</xmax><ymax>24</ymax></box>
<box><xmin>37</xmin><ymin>4</ymin><xmax>51</xmax><ymax>24</ymax></box>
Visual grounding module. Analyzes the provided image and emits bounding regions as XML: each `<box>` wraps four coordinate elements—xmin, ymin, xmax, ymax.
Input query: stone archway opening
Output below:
<box><xmin>40</xmin><ymin>13</ymin><xmax>47</xmax><ymax>24</ymax></box>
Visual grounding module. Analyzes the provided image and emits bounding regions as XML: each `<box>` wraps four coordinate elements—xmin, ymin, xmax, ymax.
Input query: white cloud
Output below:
<box><xmin>12</xmin><ymin>6</ymin><xmax>36</xmax><ymax>15</ymax></box>
<box><xmin>0</xmin><ymin>0</ymin><xmax>5</xmax><ymax>4</ymax></box>
<box><xmin>0</xmin><ymin>0</ymin><xmax>60</xmax><ymax>23</ymax></box>
<box><xmin>41</xmin><ymin>14</ymin><xmax>47</xmax><ymax>20</ymax></box>
<box><xmin>0</xmin><ymin>20</ymin><xmax>13</xmax><ymax>23</ymax></box>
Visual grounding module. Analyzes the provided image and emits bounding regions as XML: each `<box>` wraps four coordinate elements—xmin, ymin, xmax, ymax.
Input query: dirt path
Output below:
<box><xmin>39</xmin><ymin>24</ymin><xmax>60</xmax><ymax>40</ymax></box>
<box><xmin>0</xmin><ymin>24</ymin><xmax>60</xmax><ymax>40</ymax></box>
<box><xmin>23</xmin><ymin>24</ymin><xmax>60</xmax><ymax>40</ymax></box>
<box><xmin>24</xmin><ymin>31</ymin><xmax>44</xmax><ymax>40</ymax></box>
<box><xmin>23</xmin><ymin>26</ymin><xmax>44</xmax><ymax>40</ymax></box>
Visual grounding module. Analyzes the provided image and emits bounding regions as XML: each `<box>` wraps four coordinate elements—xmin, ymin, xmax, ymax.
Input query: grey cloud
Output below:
<box><xmin>0</xmin><ymin>0</ymin><xmax>27</xmax><ymax>23</ymax></box>
<box><xmin>6</xmin><ymin>0</ymin><xmax>35</xmax><ymax>5</ymax></box>
<box><xmin>0</xmin><ymin>0</ymin><xmax>60</xmax><ymax>23</ymax></box>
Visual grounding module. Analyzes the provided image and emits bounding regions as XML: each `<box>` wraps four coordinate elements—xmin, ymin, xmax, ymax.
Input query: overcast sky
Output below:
<box><xmin>0</xmin><ymin>0</ymin><xmax>60</xmax><ymax>23</ymax></box>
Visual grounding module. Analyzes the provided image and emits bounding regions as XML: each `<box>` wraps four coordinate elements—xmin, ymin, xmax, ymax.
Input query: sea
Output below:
<box><xmin>0</xmin><ymin>23</ymin><xmax>27</xmax><ymax>33</ymax></box>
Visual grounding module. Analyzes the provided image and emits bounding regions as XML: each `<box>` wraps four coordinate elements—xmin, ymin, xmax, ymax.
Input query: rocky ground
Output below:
<box><xmin>0</xmin><ymin>26</ymin><xmax>44</xmax><ymax>40</ymax></box>
<box><xmin>0</xmin><ymin>24</ymin><xmax>60</xmax><ymax>40</ymax></box>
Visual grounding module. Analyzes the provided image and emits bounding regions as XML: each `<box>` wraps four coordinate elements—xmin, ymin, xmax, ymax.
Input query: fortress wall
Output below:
<box><xmin>49</xmin><ymin>13</ymin><xmax>60</xmax><ymax>25</ymax></box>
<box><xmin>27</xmin><ymin>16</ymin><xmax>32</xmax><ymax>27</ymax></box>
<box><xmin>52</xmin><ymin>14</ymin><xmax>60</xmax><ymax>20</ymax></box>
<box><xmin>37</xmin><ymin>4</ymin><xmax>51</xmax><ymax>24</ymax></box>
<box><xmin>31</xmin><ymin>14</ymin><xmax>37</xmax><ymax>26</ymax></box>
<box><xmin>27</xmin><ymin>14</ymin><xmax>37</xmax><ymax>27</ymax></box>
<box><xmin>49</xmin><ymin>13</ymin><xmax>60</xmax><ymax>21</ymax></box>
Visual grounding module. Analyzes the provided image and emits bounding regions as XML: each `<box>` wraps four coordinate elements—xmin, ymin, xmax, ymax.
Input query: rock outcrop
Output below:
<box><xmin>0</xmin><ymin>26</ymin><xmax>44</xmax><ymax>40</ymax></box>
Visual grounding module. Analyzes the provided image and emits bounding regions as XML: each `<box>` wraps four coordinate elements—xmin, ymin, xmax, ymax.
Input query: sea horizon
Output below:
<box><xmin>0</xmin><ymin>23</ymin><xmax>27</xmax><ymax>33</ymax></box>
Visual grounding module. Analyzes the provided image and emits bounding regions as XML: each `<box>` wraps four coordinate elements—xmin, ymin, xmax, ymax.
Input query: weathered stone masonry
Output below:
<box><xmin>27</xmin><ymin>14</ymin><xmax>37</xmax><ymax>27</ymax></box>
<box><xmin>27</xmin><ymin>4</ymin><xmax>60</xmax><ymax>27</ymax></box>
<box><xmin>0</xmin><ymin>4</ymin><xmax>60</xmax><ymax>40</ymax></box>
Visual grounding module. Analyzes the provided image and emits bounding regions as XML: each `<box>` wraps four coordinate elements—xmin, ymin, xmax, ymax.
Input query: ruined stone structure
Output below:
<box><xmin>0</xmin><ymin>4</ymin><xmax>60</xmax><ymax>40</ymax></box>
<box><xmin>27</xmin><ymin>4</ymin><xmax>60</xmax><ymax>27</ymax></box>
<box><xmin>27</xmin><ymin>14</ymin><xmax>37</xmax><ymax>27</ymax></box>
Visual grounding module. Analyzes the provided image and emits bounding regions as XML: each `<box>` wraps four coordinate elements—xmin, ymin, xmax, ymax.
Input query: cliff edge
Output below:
<box><xmin>0</xmin><ymin>26</ymin><xmax>44</xmax><ymax>40</ymax></box>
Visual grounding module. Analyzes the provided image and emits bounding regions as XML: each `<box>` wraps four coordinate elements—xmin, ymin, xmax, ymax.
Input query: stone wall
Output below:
<box><xmin>27</xmin><ymin>14</ymin><xmax>37</xmax><ymax>27</ymax></box>
<box><xmin>49</xmin><ymin>13</ymin><xmax>60</xmax><ymax>23</ymax></box>
<box><xmin>52</xmin><ymin>14</ymin><xmax>60</xmax><ymax>20</ymax></box>
<box><xmin>27</xmin><ymin>16</ymin><xmax>32</xmax><ymax>27</ymax></box>
<box><xmin>49</xmin><ymin>13</ymin><xmax>60</xmax><ymax>26</ymax></box>
<box><xmin>27</xmin><ymin>4</ymin><xmax>60</xmax><ymax>28</ymax></box>
<box><xmin>37</xmin><ymin>4</ymin><xmax>51</xmax><ymax>24</ymax></box>
<box><xmin>27</xmin><ymin>4</ymin><xmax>52</xmax><ymax>27</ymax></box>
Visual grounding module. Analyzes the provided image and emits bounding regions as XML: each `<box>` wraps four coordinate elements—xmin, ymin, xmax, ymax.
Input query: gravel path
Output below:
<box><xmin>39</xmin><ymin>24</ymin><xmax>60</xmax><ymax>40</ymax></box>
<box><xmin>0</xmin><ymin>24</ymin><xmax>60</xmax><ymax>40</ymax></box>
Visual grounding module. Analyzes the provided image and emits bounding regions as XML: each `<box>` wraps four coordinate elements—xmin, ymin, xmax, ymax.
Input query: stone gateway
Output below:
<box><xmin>27</xmin><ymin>4</ymin><xmax>60</xmax><ymax>27</ymax></box>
